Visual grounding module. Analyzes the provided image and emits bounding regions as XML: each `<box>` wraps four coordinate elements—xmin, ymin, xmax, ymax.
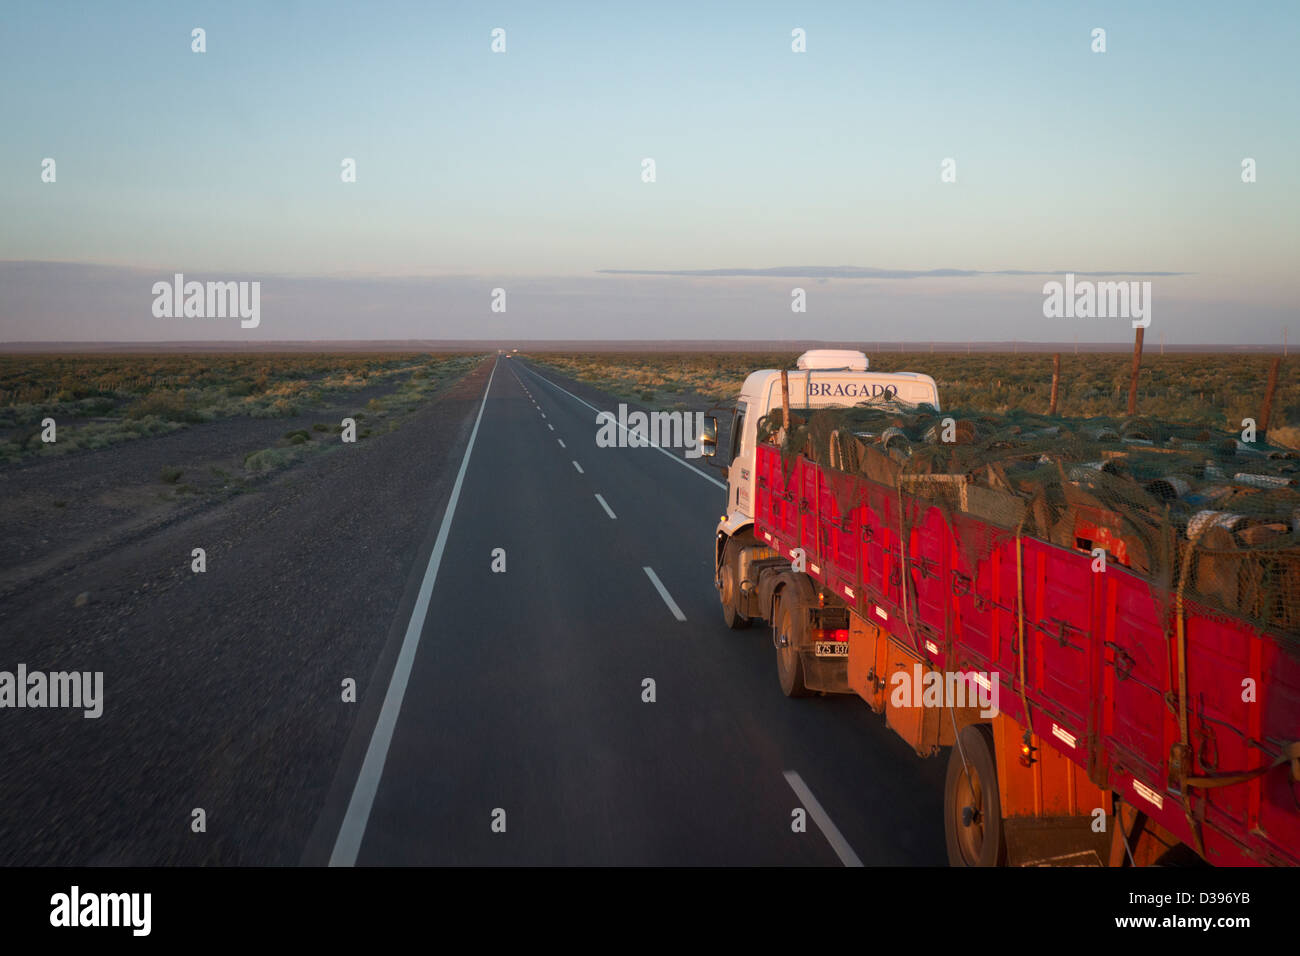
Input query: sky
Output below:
<box><xmin>1</xmin><ymin>0</ymin><xmax>1296</xmax><ymax>344</ymax></box>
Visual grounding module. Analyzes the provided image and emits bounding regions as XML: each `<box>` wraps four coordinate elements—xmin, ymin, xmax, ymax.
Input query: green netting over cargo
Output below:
<box><xmin>758</xmin><ymin>399</ymin><xmax>1300</xmax><ymax>638</ymax></box>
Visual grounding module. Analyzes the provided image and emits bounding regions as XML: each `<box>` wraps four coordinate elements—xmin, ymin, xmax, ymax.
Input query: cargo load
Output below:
<box><xmin>759</xmin><ymin>402</ymin><xmax>1300</xmax><ymax>638</ymax></box>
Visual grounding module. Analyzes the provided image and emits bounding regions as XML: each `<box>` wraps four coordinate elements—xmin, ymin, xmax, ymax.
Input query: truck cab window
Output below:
<box><xmin>728</xmin><ymin>406</ymin><xmax>745</xmax><ymax>464</ymax></box>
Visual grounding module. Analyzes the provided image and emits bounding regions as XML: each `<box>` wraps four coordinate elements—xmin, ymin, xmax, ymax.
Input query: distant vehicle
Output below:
<box><xmin>703</xmin><ymin>349</ymin><xmax>1299</xmax><ymax>867</ymax></box>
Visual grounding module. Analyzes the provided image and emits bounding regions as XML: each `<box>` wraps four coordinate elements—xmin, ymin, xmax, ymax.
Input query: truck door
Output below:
<box><xmin>726</xmin><ymin>402</ymin><xmax>751</xmax><ymax>515</ymax></box>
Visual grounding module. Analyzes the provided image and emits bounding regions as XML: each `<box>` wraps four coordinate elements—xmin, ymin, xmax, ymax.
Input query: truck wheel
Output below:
<box><xmin>944</xmin><ymin>724</ymin><xmax>1006</xmax><ymax>866</ymax></box>
<box><xmin>719</xmin><ymin>538</ymin><xmax>752</xmax><ymax>630</ymax></box>
<box><xmin>774</xmin><ymin>590</ymin><xmax>812</xmax><ymax>698</ymax></box>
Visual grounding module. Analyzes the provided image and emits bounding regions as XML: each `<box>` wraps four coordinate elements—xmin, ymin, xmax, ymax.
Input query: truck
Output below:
<box><xmin>704</xmin><ymin>349</ymin><xmax>1300</xmax><ymax>867</ymax></box>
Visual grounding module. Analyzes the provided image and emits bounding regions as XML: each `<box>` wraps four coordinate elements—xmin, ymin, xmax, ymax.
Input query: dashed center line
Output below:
<box><xmin>572</xmin><ymin>461</ymin><xmax>584</xmax><ymax>474</ymax></box>
<box><xmin>642</xmin><ymin>567</ymin><xmax>686</xmax><ymax>622</ymax></box>
<box><xmin>594</xmin><ymin>493</ymin><xmax>616</xmax><ymax>519</ymax></box>
<box><xmin>557</xmin><ymin>438</ymin><xmax>566</xmax><ymax>448</ymax></box>
<box><xmin>518</xmin><ymin>363</ymin><xmax>726</xmax><ymax>491</ymax></box>
<box><xmin>547</xmin><ymin>424</ymin><xmax>554</xmax><ymax>431</ymax></box>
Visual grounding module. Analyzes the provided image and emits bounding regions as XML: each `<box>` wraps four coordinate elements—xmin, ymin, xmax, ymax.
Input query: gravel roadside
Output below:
<box><xmin>0</xmin><ymin>357</ymin><xmax>491</xmax><ymax>865</ymax></box>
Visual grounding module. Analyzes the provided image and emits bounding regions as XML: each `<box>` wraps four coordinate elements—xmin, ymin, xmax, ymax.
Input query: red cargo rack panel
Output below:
<box><xmin>754</xmin><ymin>442</ymin><xmax>1300</xmax><ymax>867</ymax></box>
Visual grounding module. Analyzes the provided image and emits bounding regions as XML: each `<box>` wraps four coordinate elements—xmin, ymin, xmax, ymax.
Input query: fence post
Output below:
<box><xmin>1127</xmin><ymin>327</ymin><xmax>1145</xmax><ymax>417</ymax></box>
<box><xmin>1259</xmin><ymin>356</ymin><xmax>1282</xmax><ymax>440</ymax></box>
<box><xmin>1049</xmin><ymin>353</ymin><xmax>1061</xmax><ymax>415</ymax></box>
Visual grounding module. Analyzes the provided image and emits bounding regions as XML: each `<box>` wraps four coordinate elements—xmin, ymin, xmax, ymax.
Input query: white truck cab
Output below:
<box><xmin>713</xmin><ymin>350</ymin><xmax>940</xmax><ymax>536</ymax></box>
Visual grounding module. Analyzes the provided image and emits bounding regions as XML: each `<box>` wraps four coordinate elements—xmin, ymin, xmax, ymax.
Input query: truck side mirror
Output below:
<box><xmin>700</xmin><ymin>416</ymin><xmax>719</xmax><ymax>457</ymax></box>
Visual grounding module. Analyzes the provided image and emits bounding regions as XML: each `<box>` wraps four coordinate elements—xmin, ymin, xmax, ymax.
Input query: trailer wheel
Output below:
<box><xmin>719</xmin><ymin>538</ymin><xmax>752</xmax><ymax>630</ymax></box>
<box><xmin>774</xmin><ymin>589</ymin><xmax>812</xmax><ymax>698</ymax></box>
<box><xmin>944</xmin><ymin>724</ymin><xmax>1006</xmax><ymax>867</ymax></box>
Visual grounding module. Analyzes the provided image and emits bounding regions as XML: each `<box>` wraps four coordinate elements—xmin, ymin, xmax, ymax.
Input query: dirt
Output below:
<box><xmin>0</xmin><ymin>375</ymin><xmax>435</xmax><ymax>593</ymax></box>
<box><xmin>0</xmin><ymin>357</ymin><xmax>491</xmax><ymax>865</ymax></box>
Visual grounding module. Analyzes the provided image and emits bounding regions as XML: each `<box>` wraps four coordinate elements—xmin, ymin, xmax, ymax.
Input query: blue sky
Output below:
<box><xmin>1</xmin><ymin>1</ymin><xmax>1296</xmax><ymax>342</ymax></box>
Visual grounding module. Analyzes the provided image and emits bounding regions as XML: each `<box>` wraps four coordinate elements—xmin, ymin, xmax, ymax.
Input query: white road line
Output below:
<box><xmin>594</xmin><ymin>493</ymin><xmax>616</xmax><ymax>519</ymax></box>
<box><xmin>642</xmin><ymin>566</ymin><xmax>686</xmax><ymax>622</ymax></box>
<box><xmin>519</xmin><ymin>363</ymin><xmax>726</xmax><ymax>491</ymax></box>
<box><xmin>547</xmin><ymin>424</ymin><xmax>554</xmax><ymax>431</ymax></box>
<box><xmin>329</xmin><ymin>358</ymin><xmax>499</xmax><ymax>867</ymax></box>
<box><xmin>572</xmin><ymin>460</ymin><xmax>584</xmax><ymax>474</ymax></box>
<box><xmin>782</xmin><ymin>770</ymin><xmax>864</xmax><ymax>867</ymax></box>
<box><xmin>557</xmin><ymin>438</ymin><xmax>566</xmax><ymax>448</ymax></box>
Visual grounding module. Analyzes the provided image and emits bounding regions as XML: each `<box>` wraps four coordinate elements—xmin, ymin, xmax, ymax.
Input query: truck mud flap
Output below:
<box><xmin>1002</xmin><ymin>816</ymin><xmax>1110</xmax><ymax>867</ymax></box>
<box><xmin>800</xmin><ymin>653</ymin><xmax>850</xmax><ymax>694</ymax></box>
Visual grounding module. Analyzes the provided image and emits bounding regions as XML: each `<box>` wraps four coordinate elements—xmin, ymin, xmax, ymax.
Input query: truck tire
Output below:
<box><xmin>773</xmin><ymin>588</ymin><xmax>813</xmax><ymax>698</ymax></box>
<box><xmin>944</xmin><ymin>724</ymin><xmax>1006</xmax><ymax>866</ymax></box>
<box><xmin>719</xmin><ymin>537</ymin><xmax>752</xmax><ymax>630</ymax></box>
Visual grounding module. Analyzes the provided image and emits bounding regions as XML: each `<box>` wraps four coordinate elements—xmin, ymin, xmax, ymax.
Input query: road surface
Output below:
<box><xmin>316</xmin><ymin>356</ymin><xmax>949</xmax><ymax>866</ymax></box>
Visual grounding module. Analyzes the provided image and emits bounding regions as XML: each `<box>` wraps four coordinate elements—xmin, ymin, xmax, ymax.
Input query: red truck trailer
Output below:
<box><xmin>709</xmin><ymin>351</ymin><xmax>1300</xmax><ymax>866</ymax></box>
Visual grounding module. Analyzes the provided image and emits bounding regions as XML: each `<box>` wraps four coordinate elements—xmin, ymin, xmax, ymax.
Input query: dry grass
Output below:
<box><xmin>526</xmin><ymin>351</ymin><xmax>1299</xmax><ymax>432</ymax></box>
<box><xmin>0</xmin><ymin>352</ymin><xmax>482</xmax><ymax>463</ymax></box>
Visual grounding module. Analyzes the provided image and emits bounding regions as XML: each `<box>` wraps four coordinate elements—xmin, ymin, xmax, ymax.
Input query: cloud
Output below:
<box><xmin>2</xmin><ymin>260</ymin><xmax>1282</xmax><ymax>346</ymax></box>
<box><xmin>598</xmin><ymin>266</ymin><xmax>1190</xmax><ymax>279</ymax></box>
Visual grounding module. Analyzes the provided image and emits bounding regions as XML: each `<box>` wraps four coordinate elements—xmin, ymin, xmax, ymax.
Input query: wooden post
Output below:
<box><xmin>1259</xmin><ymin>356</ymin><xmax>1281</xmax><ymax>439</ymax></box>
<box><xmin>780</xmin><ymin>368</ymin><xmax>791</xmax><ymax>430</ymax></box>
<box><xmin>1127</xmin><ymin>327</ymin><xmax>1145</xmax><ymax>417</ymax></box>
<box><xmin>1049</xmin><ymin>353</ymin><xmax>1061</xmax><ymax>416</ymax></box>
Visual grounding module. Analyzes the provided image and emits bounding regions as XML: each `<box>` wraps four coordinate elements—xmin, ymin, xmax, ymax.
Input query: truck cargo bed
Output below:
<box><xmin>754</xmin><ymin>441</ymin><xmax>1300</xmax><ymax>866</ymax></box>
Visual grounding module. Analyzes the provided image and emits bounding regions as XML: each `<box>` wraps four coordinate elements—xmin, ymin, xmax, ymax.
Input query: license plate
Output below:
<box><xmin>814</xmin><ymin>641</ymin><xmax>849</xmax><ymax>657</ymax></box>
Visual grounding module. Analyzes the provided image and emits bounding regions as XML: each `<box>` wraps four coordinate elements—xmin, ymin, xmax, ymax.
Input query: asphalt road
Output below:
<box><xmin>318</xmin><ymin>356</ymin><xmax>949</xmax><ymax>866</ymax></box>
